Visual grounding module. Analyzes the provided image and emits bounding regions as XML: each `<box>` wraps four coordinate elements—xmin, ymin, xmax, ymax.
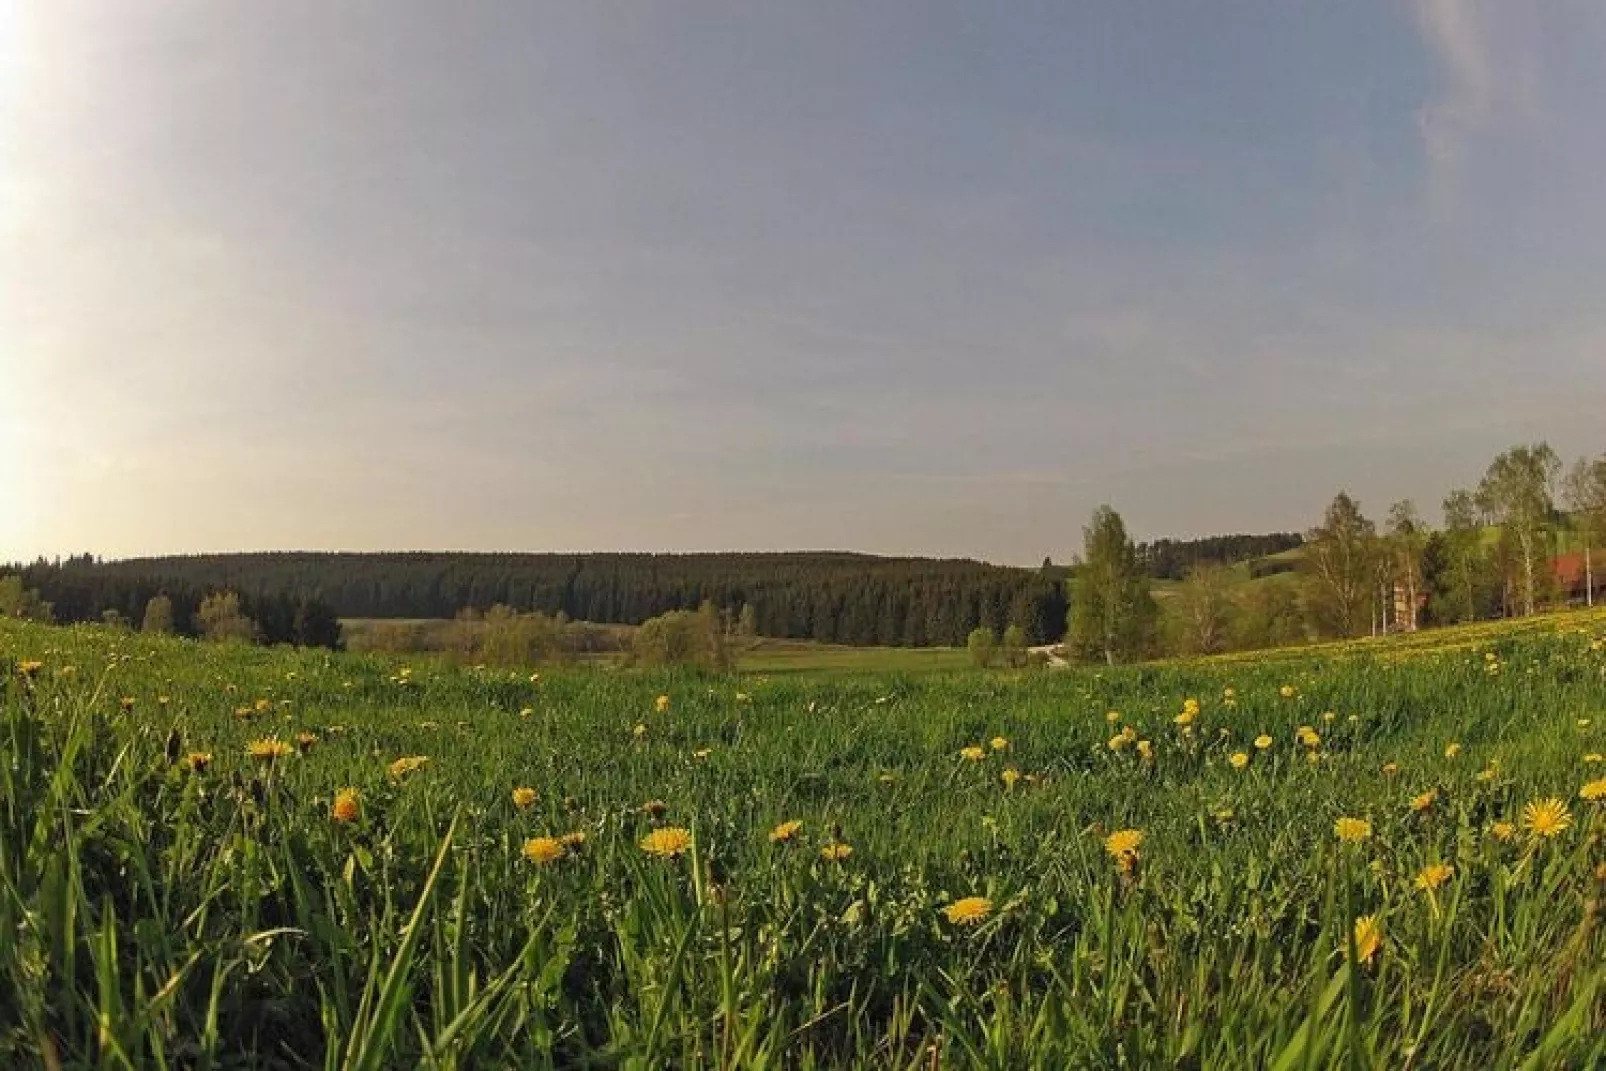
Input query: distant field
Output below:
<box><xmin>737</xmin><ymin>637</ymin><xmax>972</xmax><ymax>674</ymax></box>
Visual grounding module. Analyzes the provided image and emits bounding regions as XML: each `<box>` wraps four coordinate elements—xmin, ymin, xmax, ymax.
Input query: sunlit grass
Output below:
<box><xmin>2</xmin><ymin>609</ymin><xmax>1605</xmax><ymax>1065</ymax></box>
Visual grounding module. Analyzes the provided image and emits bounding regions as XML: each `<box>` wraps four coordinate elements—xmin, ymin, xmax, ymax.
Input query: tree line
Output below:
<box><xmin>9</xmin><ymin>552</ymin><xmax>1068</xmax><ymax>648</ymax></box>
<box><xmin>0</xmin><ymin>556</ymin><xmax>342</xmax><ymax>649</ymax></box>
<box><xmin>1065</xmin><ymin>442</ymin><xmax>1606</xmax><ymax>662</ymax></box>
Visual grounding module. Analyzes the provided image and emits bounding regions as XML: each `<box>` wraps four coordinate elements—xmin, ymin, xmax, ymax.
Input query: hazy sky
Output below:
<box><xmin>4</xmin><ymin>2</ymin><xmax>1604</xmax><ymax>565</ymax></box>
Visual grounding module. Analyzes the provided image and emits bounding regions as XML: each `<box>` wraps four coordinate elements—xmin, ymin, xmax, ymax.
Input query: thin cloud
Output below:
<box><xmin>1413</xmin><ymin>0</ymin><xmax>1496</xmax><ymax>210</ymax></box>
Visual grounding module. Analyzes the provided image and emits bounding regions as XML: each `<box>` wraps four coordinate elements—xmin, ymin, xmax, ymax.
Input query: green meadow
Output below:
<box><xmin>3</xmin><ymin>610</ymin><xmax>1606</xmax><ymax>1067</ymax></box>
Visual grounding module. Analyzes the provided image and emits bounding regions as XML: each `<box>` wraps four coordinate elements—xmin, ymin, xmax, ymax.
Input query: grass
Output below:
<box><xmin>3</xmin><ymin>609</ymin><xmax>1605</xmax><ymax>1066</ymax></box>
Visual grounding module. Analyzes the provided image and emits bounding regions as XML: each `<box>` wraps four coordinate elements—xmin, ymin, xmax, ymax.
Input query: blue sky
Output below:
<box><xmin>4</xmin><ymin>2</ymin><xmax>1604</xmax><ymax>564</ymax></box>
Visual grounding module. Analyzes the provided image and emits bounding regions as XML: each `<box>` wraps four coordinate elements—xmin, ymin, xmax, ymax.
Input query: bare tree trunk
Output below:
<box><xmin>1587</xmin><ymin>537</ymin><xmax>1595</xmax><ymax>608</ymax></box>
<box><xmin>1520</xmin><ymin>531</ymin><xmax>1536</xmax><ymax>616</ymax></box>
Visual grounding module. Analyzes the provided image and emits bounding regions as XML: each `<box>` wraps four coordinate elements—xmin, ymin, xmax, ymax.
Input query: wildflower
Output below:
<box><xmin>1104</xmin><ymin>828</ymin><xmax>1143</xmax><ymax>859</ymax></box>
<box><xmin>642</xmin><ymin>799</ymin><xmax>668</xmax><ymax>819</ymax></box>
<box><xmin>1348</xmin><ymin>915</ymin><xmax>1383</xmax><ymax>964</ymax></box>
<box><xmin>1105</xmin><ymin>710</ymin><xmax>1122</xmax><ymax>724</ymax></box>
<box><xmin>1415</xmin><ymin>863</ymin><xmax>1453</xmax><ymax>892</ymax></box>
<box><xmin>769</xmin><ymin>819</ymin><xmax>803</xmax><ymax>842</ymax></box>
<box><xmin>640</xmin><ymin>827</ymin><xmax>692</xmax><ymax>858</ymax></box>
<box><xmin>247</xmin><ymin>738</ymin><xmax>294</xmax><ymax>762</ymax></box>
<box><xmin>1489</xmin><ymin>821</ymin><xmax>1516</xmax><ymax>842</ymax></box>
<box><xmin>387</xmin><ymin>755</ymin><xmax>430</xmax><ymax>780</ymax></box>
<box><xmin>1475</xmin><ymin>764</ymin><xmax>1500</xmax><ymax>783</ymax></box>
<box><xmin>1579</xmin><ymin>719</ymin><xmax>1592</xmax><ymax>729</ymax></box>
<box><xmin>519</xmin><ymin>707</ymin><xmax>534</xmax><ymax>718</ymax></box>
<box><xmin>185</xmin><ymin>751</ymin><xmax>213</xmax><ymax>772</ymax></box>
<box><xmin>990</xmin><ymin>736</ymin><xmax>1009</xmax><ymax>752</ymax></box>
<box><xmin>18</xmin><ymin>660</ymin><xmax>44</xmax><ymax>678</ymax></box>
<box><xmin>1586</xmin><ymin>754</ymin><xmax>1604</xmax><ymax>765</ymax></box>
<box><xmin>1229</xmin><ymin>752</ymin><xmax>1249</xmax><ymax>770</ymax></box>
<box><xmin>1322</xmin><ymin>711</ymin><xmax>1336</xmax><ymax>724</ymax></box>
<box><xmin>1174</xmin><ymin>710</ymin><xmax>1196</xmax><ymax>728</ymax></box>
<box><xmin>1520</xmin><ymin>798</ymin><xmax>1572</xmax><ymax>839</ymax></box>
<box><xmin>1254</xmin><ymin>734</ymin><xmax>1273</xmax><ymax>751</ymax></box>
<box><xmin>558</xmin><ymin>831</ymin><xmax>587</xmax><ymax>850</ymax></box>
<box><xmin>1409</xmin><ymin>789</ymin><xmax>1438</xmax><ymax>813</ymax></box>
<box><xmin>632</xmin><ymin>723</ymin><xmax>647</xmax><ymax>738</ymax></box>
<box><xmin>512</xmin><ymin>787</ymin><xmax>538</xmax><ymax>810</ymax></box>
<box><xmin>1444</xmin><ymin>742</ymin><xmax>1462</xmax><ymax>759</ymax></box>
<box><xmin>524</xmin><ymin>836</ymin><xmax>565</xmax><ymax>864</ymax></box>
<box><xmin>1001</xmin><ymin>767</ymin><xmax>1021</xmax><ymax>789</ymax></box>
<box><xmin>295</xmin><ymin>731</ymin><xmax>319</xmax><ymax>753</ymax></box>
<box><xmin>1580</xmin><ymin>777</ymin><xmax>1606</xmax><ymax>802</ymax></box>
<box><xmin>877</xmin><ymin>772</ymin><xmax>898</xmax><ymax>784</ymax></box>
<box><xmin>693</xmin><ymin>748</ymin><xmax>712</xmax><ymax>759</ymax></box>
<box><xmin>1296</xmin><ymin>726</ymin><xmax>1321</xmax><ymax>749</ymax></box>
<box><xmin>332</xmin><ymin>788</ymin><xmax>360</xmax><ymax>823</ymax></box>
<box><xmin>1279</xmin><ymin>685</ymin><xmax>1296</xmax><ymax>698</ymax></box>
<box><xmin>1136</xmin><ymin>739</ymin><xmax>1153</xmax><ymax>761</ymax></box>
<box><xmin>959</xmin><ymin>746</ymin><xmax>986</xmax><ymax>762</ymax></box>
<box><xmin>1108</xmin><ymin>734</ymin><xmax>1129</xmax><ymax>752</ymax></box>
<box><xmin>1334</xmin><ymin>817</ymin><xmax>1372</xmax><ymax>844</ymax></box>
<box><xmin>1381</xmin><ymin>762</ymin><xmax>1399</xmax><ymax>777</ymax></box>
<box><xmin>942</xmin><ymin>896</ymin><xmax>993</xmax><ymax>925</ymax></box>
<box><xmin>1222</xmin><ymin>687</ymin><xmax>1236</xmax><ymax>700</ymax></box>
<box><xmin>654</xmin><ymin>694</ymin><xmax>671</xmax><ymax>714</ymax></box>
<box><xmin>820</xmin><ymin>841</ymin><xmax>854</xmax><ymax>862</ymax></box>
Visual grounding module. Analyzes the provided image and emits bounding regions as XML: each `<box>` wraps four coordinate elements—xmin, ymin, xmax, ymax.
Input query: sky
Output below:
<box><xmin>4</xmin><ymin>2</ymin><xmax>1605</xmax><ymax>566</ymax></box>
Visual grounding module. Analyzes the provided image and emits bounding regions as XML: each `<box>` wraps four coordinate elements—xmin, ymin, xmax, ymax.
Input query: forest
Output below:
<box><xmin>5</xmin><ymin>551</ymin><xmax>1068</xmax><ymax>648</ymax></box>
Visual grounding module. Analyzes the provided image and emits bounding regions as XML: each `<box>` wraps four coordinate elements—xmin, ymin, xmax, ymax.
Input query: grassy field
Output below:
<box><xmin>3</xmin><ymin>610</ymin><xmax>1606</xmax><ymax>1067</ymax></box>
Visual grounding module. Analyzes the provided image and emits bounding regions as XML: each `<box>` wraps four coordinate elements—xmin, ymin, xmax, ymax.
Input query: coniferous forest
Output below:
<box><xmin>10</xmin><ymin>551</ymin><xmax>1070</xmax><ymax>648</ymax></box>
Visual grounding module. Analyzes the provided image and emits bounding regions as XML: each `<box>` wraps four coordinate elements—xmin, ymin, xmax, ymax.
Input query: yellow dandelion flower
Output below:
<box><xmin>1279</xmin><ymin>685</ymin><xmax>1296</xmax><ymax>698</ymax></box>
<box><xmin>1444</xmin><ymin>742</ymin><xmax>1462</xmax><ymax>759</ymax></box>
<box><xmin>642</xmin><ymin>799</ymin><xmax>668</xmax><ymax>819</ymax></box>
<box><xmin>247</xmin><ymin>737</ymin><xmax>294</xmax><ymax>762</ymax></box>
<box><xmin>387</xmin><ymin>755</ymin><xmax>430</xmax><ymax>780</ymax></box>
<box><xmin>1409</xmin><ymin>789</ymin><xmax>1438</xmax><ymax>813</ymax></box>
<box><xmin>1296</xmin><ymin>727</ymin><xmax>1321</xmax><ymax>749</ymax></box>
<box><xmin>632</xmin><ymin>723</ymin><xmax>648</xmax><ymax>738</ymax></box>
<box><xmin>942</xmin><ymin>896</ymin><xmax>993</xmax><ymax>925</ymax></box>
<box><xmin>820</xmin><ymin>841</ymin><xmax>854</xmax><ymax>862</ymax></box>
<box><xmin>1520</xmin><ymin>797</ymin><xmax>1572</xmax><ymax>839</ymax></box>
<box><xmin>1585</xmin><ymin>753</ymin><xmax>1604</xmax><ymax>764</ymax></box>
<box><xmin>693</xmin><ymin>748</ymin><xmax>712</xmax><ymax>759</ymax></box>
<box><xmin>558</xmin><ymin>831</ymin><xmax>587</xmax><ymax>849</ymax></box>
<box><xmin>640</xmin><ymin>827</ymin><xmax>692</xmax><ymax>858</ymax></box>
<box><xmin>185</xmin><ymin>751</ymin><xmax>213</xmax><ymax>772</ymax></box>
<box><xmin>1414</xmin><ymin>863</ymin><xmax>1453</xmax><ymax>892</ymax></box>
<box><xmin>512</xmin><ymin>786</ymin><xmax>538</xmax><ymax>810</ymax></box>
<box><xmin>1348</xmin><ymin>915</ymin><xmax>1382</xmax><ymax>964</ymax></box>
<box><xmin>332</xmin><ymin>788</ymin><xmax>361</xmax><ymax>823</ymax></box>
<box><xmin>18</xmin><ymin>660</ymin><xmax>44</xmax><ymax>678</ymax></box>
<box><xmin>990</xmin><ymin>736</ymin><xmax>1009</xmax><ymax>751</ymax></box>
<box><xmin>1108</xmin><ymin>733</ymin><xmax>1128</xmax><ymax>752</ymax></box>
<box><xmin>959</xmin><ymin>745</ymin><xmax>986</xmax><ymax>761</ymax></box>
<box><xmin>1174</xmin><ymin>710</ymin><xmax>1196</xmax><ymax>727</ymax></box>
<box><xmin>1580</xmin><ymin>777</ymin><xmax>1606</xmax><ymax>802</ymax></box>
<box><xmin>1334</xmin><ymin>817</ymin><xmax>1372</xmax><ymax>844</ymax></box>
<box><xmin>1104</xmin><ymin>828</ymin><xmax>1143</xmax><ymax>858</ymax></box>
<box><xmin>654</xmin><ymin>694</ymin><xmax>671</xmax><ymax>714</ymax></box>
<box><xmin>1321</xmin><ymin>710</ymin><xmax>1337</xmax><ymax>724</ymax></box>
<box><xmin>769</xmin><ymin>819</ymin><xmax>803</xmax><ymax>843</ymax></box>
<box><xmin>1001</xmin><ymin>767</ymin><xmax>1021</xmax><ymax>789</ymax></box>
<box><xmin>1381</xmin><ymin>762</ymin><xmax>1399</xmax><ymax>777</ymax></box>
<box><xmin>1105</xmin><ymin>710</ymin><xmax>1122</xmax><ymax>724</ymax></box>
<box><xmin>1229</xmin><ymin>752</ymin><xmax>1249</xmax><ymax>770</ymax></box>
<box><xmin>524</xmin><ymin>836</ymin><xmax>565</xmax><ymax>864</ymax></box>
<box><xmin>1254</xmin><ymin>734</ymin><xmax>1273</xmax><ymax>750</ymax></box>
<box><xmin>1489</xmin><ymin>821</ymin><xmax>1516</xmax><ymax>842</ymax></box>
<box><xmin>1136</xmin><ymin>739</ymin><xmax>1153</xmax><ymax>760</ymax></box>
<box><xmin>295</xmin><ymin>731</ymin><xmax>319</xmax><ymax>753</ymax></box>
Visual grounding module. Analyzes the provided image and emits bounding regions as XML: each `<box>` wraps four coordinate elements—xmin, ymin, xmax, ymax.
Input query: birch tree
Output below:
<box><xmin>1476</xmin><ymin>443</ymin><xmax>1560</xmax><ymax>617</ymax></box>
